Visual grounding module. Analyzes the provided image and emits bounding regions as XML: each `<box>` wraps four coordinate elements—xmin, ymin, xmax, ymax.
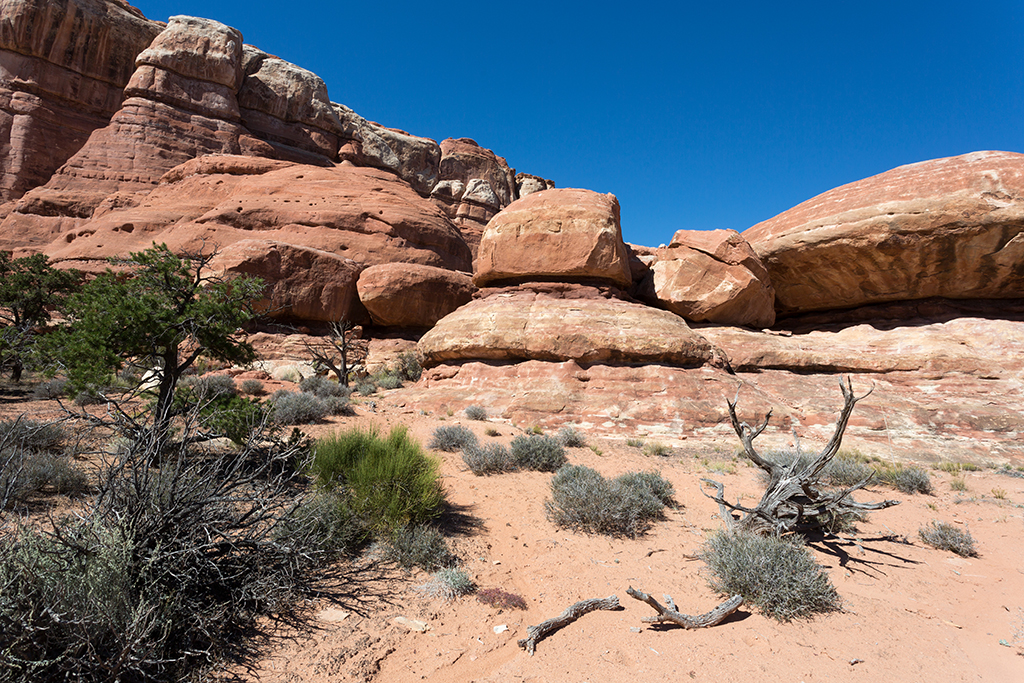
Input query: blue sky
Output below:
<box><xmin>133</xmin><ymin>1</ymin><xmax>1024</xmax><ymax>247</ymax></box>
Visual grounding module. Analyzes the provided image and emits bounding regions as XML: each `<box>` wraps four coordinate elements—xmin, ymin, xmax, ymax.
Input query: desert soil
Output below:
<box><xmin>4</xmin><ymin>377</ymin><xmax>1023</xmax><ymax>683</ymax></box>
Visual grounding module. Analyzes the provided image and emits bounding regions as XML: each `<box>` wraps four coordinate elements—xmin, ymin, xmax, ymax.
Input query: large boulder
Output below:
<box><xmin>475</xmin><ymin>188</ymin><xmax>632</xmax><ymax>287</ymax></box>
<box><xmin>641</xmin><ymin>229</ymin><xmax>775</xmax><ymax>327</ymax></box>
<box><xmin>209</xmin><ymin>239</ymin><xmax>365</xmax><ymax>323</ymax></box>
<box><xmin>418</xmin><ymin>283</ymin><xmax>724</xmax><ymax>368</ymax></box>
<box><xmin>357</xmin><ymin>263</ymin><xmax>474</xmax><ymax>328</ymax></box>
<box><xmin>744</xmin><ymin>150</ymin><xmax>1024</xmax><ymax>315</ymax></box>
<box><xmin>0</xmin><ymin>0</ymin><xmax>162</xmax><ymax>203</ymax></box>
<box><xmin>42</xmin><ymin>156</ymin><xmax>473</xmax><ymax>275</ymax></box>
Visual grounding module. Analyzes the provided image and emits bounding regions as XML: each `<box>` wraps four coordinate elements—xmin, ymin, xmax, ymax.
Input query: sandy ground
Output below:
<box><xmin>4</xmin><ymin>380</ymin><xmax>1023</xmax><ymax>682</ymax></box>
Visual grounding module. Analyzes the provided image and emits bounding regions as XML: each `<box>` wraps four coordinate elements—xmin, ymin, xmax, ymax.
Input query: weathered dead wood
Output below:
<box><xmin>302</xmin><ymin>320</ymin><xmax>367</xmax><ymax>386</ymax></box>
<box><xmin>627</xmin><ymin>587</ymin><xmax>743</xmax><ymax>628</ymax></box>
<box><xmin>517</xmin><ymin>595</ymin><xmax>620</xmax><ymax>655</ymax></box>
<box><xmin>708</xmin><ymin>377</ymin><xmax>899</xmax><ymax>534</ymax></box>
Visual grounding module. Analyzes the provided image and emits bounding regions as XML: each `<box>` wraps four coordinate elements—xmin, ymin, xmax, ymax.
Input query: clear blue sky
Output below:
<box><xmin>132</xmin><ymin>1</ymin><xmax>1024</xmax><ymax>247</ymax></box>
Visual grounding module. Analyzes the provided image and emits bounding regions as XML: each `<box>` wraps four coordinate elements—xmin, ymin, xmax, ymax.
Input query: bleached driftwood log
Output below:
<box><xmin>517</xmin><ymin>595</ymin><xmax>620</xmax><ymax>655</ymax></box>
<box><xmin>626</xmin><ymin>587</ymin><xmax>743</xmax><ymax>628</ymax></box>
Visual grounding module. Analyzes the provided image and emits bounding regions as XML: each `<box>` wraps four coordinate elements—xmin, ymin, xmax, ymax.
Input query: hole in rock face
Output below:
<box><xmin>236</xmin><ymin>206</ymin><xmax>243</xmax><ymax>212</ymax></box>
<box><xmin>65</xmin><ymin>233</ymin><xmax>75</xmax><ymax>243</ymax></box>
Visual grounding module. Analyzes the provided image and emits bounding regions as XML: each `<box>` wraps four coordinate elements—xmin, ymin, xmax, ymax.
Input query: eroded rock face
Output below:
<box><xmin>357</xmin><ymin>263</ymin><xmax>474</xmax><ymax>328</ymax></box>
<box><xmin>418</xmin><ymin>284</ymin><xmax>723</xmax><ymax>367</ymax></box>
<box><xmin>0</xmin><ymin>0</ymin><xmax>162</xmax><ymax>203</ymax></box>
<box><xmin>432</xmin><ymin>138</ymin><xmax>517</xmax><ymax>251</ymax></box>
<box><xmin>641</xmin><ymin>229</ymin><xmax>775</xmax><ymax>327</ymax></box>
<box><xmin>745</xmin><ymin>151</ymin><xmax>1024</xmax><ymax>315</ymax></box>
<box><xmin>475</xmin><ymin>188</ymin><xmax>632</xmax><ymax>287</ymax></box>
<box><xmin>42</xmin><ymin>156</ymin><xmax>473</xmax><ymax>274</ymax></box>
<box><xmin>209</xmin><ymin>239</ymin><xmax>365</xmax><ymax>323</ymax></box>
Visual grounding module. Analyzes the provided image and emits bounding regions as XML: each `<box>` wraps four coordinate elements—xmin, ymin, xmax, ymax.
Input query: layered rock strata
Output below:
<box><xmin>745</xmin><ymin>150</ymin><xmax>1024</xmax><ymax>315</ymax></box>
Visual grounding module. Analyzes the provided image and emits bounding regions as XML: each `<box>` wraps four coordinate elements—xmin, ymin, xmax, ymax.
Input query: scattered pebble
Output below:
<box><xmin>493</xmin><ymin>624</ymin><xmax>509</xmax><ymax>634</ymax></box>
<box><xmin>394</xmin><ymin>616</ymin><xmax>430</xmax><ymax>632</ymax></box>
<box><xmin>319</xmin><ymin>608</ymin><xmax>350</xmax><ymax>623</ymax></box>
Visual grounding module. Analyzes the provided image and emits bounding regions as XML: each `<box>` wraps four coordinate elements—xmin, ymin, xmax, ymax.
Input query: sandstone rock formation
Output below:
<box><xmin>0</xmin><ymin>0</ymin><xmax>162</xmax><ymax>203</ymax></box>
<box><xmin>357</xmin><ymin>263</ymin><xmax>474</xmax><ymax>328</ymax></box>
<box><xmin>745</xmin><ymin>150</ymin><xmax>1024</xmax><ymax>315</ymax></box>
<box><xmin>41</xmin><ymin>155</ymin><xmax>473</xmax><ymax>274</ymax></box>
<box><xmin>475</xmin><ymin>188</ymin><xmax>632</xmax><ymax>287</ymax></box>
<box><xmin>419</xmin><ymin>283</ymin><xmax>723</xmax><ymax>368</ymax></box>
<box><xmin>640</xmin><ymin>228</ymin><xmax>775</xmax><ymax>327</ymax></box>
<box><xmin>210</xmin><ymin>239</ymin><xmax>366</xmax><ymax>323</ymax></box>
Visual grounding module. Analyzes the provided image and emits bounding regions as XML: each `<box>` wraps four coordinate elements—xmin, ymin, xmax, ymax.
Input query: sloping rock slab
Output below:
<box><xmin>744</xmin><ymin>150</ymin><xmax>1024</xmax><ymax>314</ymax></box>
<box><xmin>418</xmin><ymin>286</ymin><xmax>722</xmax><ymax>367</ymax></box>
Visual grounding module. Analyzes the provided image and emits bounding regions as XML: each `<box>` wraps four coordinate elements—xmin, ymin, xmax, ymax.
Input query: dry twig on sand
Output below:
<box><xmin>627</xmin><ymin>587</ymin><xmax>743</xmax><ymax>628</ymax></box>
<box><xmin>517</xmin><ymin>595</ymin><xmax>620</xmax><ymax>655</ymax></box>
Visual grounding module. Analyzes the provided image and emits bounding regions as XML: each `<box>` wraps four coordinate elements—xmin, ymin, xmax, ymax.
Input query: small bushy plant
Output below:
<box><xmin>557</xmin><ymin>426</ymin><xmax>586</xmax><ymax>448</ymax></box>
<box><xmin>476</xmin><ymin>587</ymin><xmax>528</xmax><ymax>610</ymax></box>
<box><xmin>394</xmin><ymin>352</ymin><xmax>422</xmax><ymax>382</ymax></box>
<box><xmin>919</xmin><ymin>520</ymin><xmax>978</xmax><ymax>557</ymax></box>
<box><xmin>545</xmin><ymin>464</ymin><xmax>674</xmax><ymax>537</ymax></box>
<box><xmin>643</xmin><ymin>442</ymin><xmax>671</xmax><ymax>457</ymax></box>
<box><xmin>355</xmin><ymin>379</ymin><xmax>377</xmax><ymax>396</ymax></box>
<box><xmin>271</xmin><ymin>391</ymin><xmax>329</xmax><ymax>425</ymax></box>
<box><xmin>429</xmin><ymin>425</ymin><xmax>479</xmax><ymax>452</ymax></box>
<box><xmin>32</xmin><ymin>378</ymin><xmax>67</xmax><ymax>399</ymax></box>
<box><xmin>461</xmin><ymin>443</ymin><xmax>515</xmax><ymax>475</ymax></box>
<box><xmin>0</xmin><ymin>419</ymin><xmax>65</xmax><ymax>452</ymax></box>
<box><xmin>381</xmin><ymin>525</ymin><xmax>456</xmax><ymax>571</ymax></box>
<box><xmin>510</xmin><ymin>434</ymin><xmax>566</xmax><ymax>472</ymax></box>
<box><xmin>239</xmin><ymin>378</ymin><xmax>265</xmax><ymax>396</ymax></box>
<box><xmin>311</xmin><ymin>426</ymin><xmax>444</xmax><ymax>532</ymax></box>
<box><xmin>700</xmin><ymin>530</ymin><xmax>841</xmax><ymax>621</ymax></box>
<box><xmin>484</xmin><ymin>427</ymin><xmax>500</xmax><ymax>437</ymax></box>
<box><xmin>427</xmin><ymin>568</ymin><xmax>475</xmax><ymax>601</ymax></box>
<box><xmin>299</xmin><ymin>375</ymin><xmax>351</xmax><ymax>399</ymax></box>
<box><xmin>192</xmin><ymin>374</ymin><xmax>237</xmax><ymax>399</ymax></box>
<box><xmin>877</xmin><ymin>464</ymin><xmax>933</xmax><ymax>494</ymax></box>
<box><xmin>465</xmin><ymin>405</ymin><xmax>488</xmax><ymax>421</ymax></box>
<box><xmin>626</xmin><ymin>437</ymin><xmax>645</xmax><ymax>449</ymax></box>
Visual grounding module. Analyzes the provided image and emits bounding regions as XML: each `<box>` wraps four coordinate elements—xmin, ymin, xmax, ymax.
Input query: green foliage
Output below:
<box><xmin>919</xmin><ymin>520</ymin><xmax>978</xmax><ymax>557</ymax></box>
<box><xmin>380</xmin><ymin>525</ymin><xmax>456</xmax><ymax>571</ymax></box>
<box><xmin>950</xmin><ymin>476</ymin><xmax>968</xmax><ymax>492</ymax></box>
<box><xmin>484</xmin><ymin>427</ymin><xmax>500</xmax><ymax>437</ymax></box>
<box><xmin>46</xmin><ymin>244</ymin><xmax>262</xmax><ymax>437</ymax></box>
<box><xmin>557</xmin><ymin>426</ymin><xmax>586</xmax><ymax>448</ymax></box>
<box><xmin>476</xmin><ymin>587</ymin><xmax>528</xmax><ymax>610</ymax></box>
<box><xmin>626</xmin><ymin>437</ymin><xmax>645</xmax><ymax>448</ymax></box>
<box><xmin>375</xmin><ymin>371</ymin><xmax>403</xmax><ymax>390</ymax></box>
<box><xmin>876</xmin><ymin>464</ymin><xmax>933</xmax><ymax>494</ymax></box>
<box><xmin>0</xmin><ymin>252</ymin><xmax>80</xmax><ymax>380</ymax></box>
<box><xmin>393</xmin><ymin>351</ymin><xmax>422</xmax><ymax>382</ymax></box>
<box><xmin>426</xmin><ymin>568</ymin><xmax>475</xmax><ymax>601</ymax></box>
<box><xmin>464</xmin><ymin>405</ymin><xmax>488</xmax><ymax>421</ymax></box>
<box><xmin>461</xmin><ymin>442</ymin><xmax>516</xmax><ymax>475</ymax></box>
<box><xmin>355</xmin><ymin>379</ymin><xmax>377</xmax><ymax>396</ymax></box>
<box><xmin>429</xmin><ymin>425</ymin><xmax>479</xmax><ymax>452</ymax></box>
<box><xmin>545</xmin><ymin>464</ymin><xmax>674</xmax><ymax>537</ymax></box>
<box><xmin>700</xmin><ymin>531</ymin><xmax>841</xmax><ymax>621</ymax></box>
<box><xmin>310</xmin><ymin>426</ymin><xmax>445</xmax><ymax>532</ymax></box>
<box><xmin>509</xmin><ymin>434</ymin><xmax>566</xmax><ymax>472</ymax></box>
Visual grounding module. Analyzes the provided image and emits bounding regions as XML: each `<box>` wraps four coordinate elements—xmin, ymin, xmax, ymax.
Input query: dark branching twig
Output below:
<box><xmin>627</xmin><ymin>587</ymin><xmax>743</xmax><ymax>628</ymax></box>
<box><xmin>517</xmin><ymin>595</ymin><xmax>620</xmax><ymax>655</ymax></box>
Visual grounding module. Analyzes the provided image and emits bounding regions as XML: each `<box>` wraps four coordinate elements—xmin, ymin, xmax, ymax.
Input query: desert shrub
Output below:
<box><xmin>274</xmin><ymin>490</ymin><xmax>367</xmax><ymax>557</ymax></box>
<box><xmin>0</xmin><ymin>419</ymin><xmax>65</xmax><ymax>452</ymax></box>
<box><xmin>375</xmin><ymin>371</ymin><xmax>402</xmax><ymax>390</ymax></box>
<box><xmin>239</xmin><ymin>378</ymin><xmax>265</xmax><ymax>396</ymax></box>
<box><xmin>465</xmin><ymin>405</ymin><xmax>488</xmax><ymax>421</ymax></box>
<box><xmin>381</xmin><ymin>525</ymin><xmax>456</xmax><ymax>571</ymax></box>
<box><xmin>476</xmin><ymin>587</ymin><xmax>528</xmax><ymax>610</ymax></box>
<box><xmin>426</xmin><ymin>568</ymin><xmax>475</xmax><ymax>601</ymax></box>
<box><xmin>271</xmin><ymin>391</ymin><xmax>329</xmax><ymax>425</ymax></box>
<box><xmin>429</xmin><ymin>425</ymin><xmax>479</xmax><ymax>452</ymax></box>
<box><xmin>821</xmin><ymin>452</ymin><xmax>876</xmax><ymax>487</ymax></box>
<box><xmin>322</xmin><ymin>394</ymin><xmax>354</xmax><ymax>416</ymax></box>
<box><xmin>394</xmin><ymin>351</ymin><xmax>422</xmax><ymax>382</ymax></box>
<box><xmin>545</xmin><ymin>465</ymin><xmax>674</xmax><ymax>537</ymax></box>
<box><xmin>950</xmin><ymin>477</ymin><xmax>968</xmax><ymax>492</ymax></box>
<box><xmin>32</xmin><ymin>378</ymin><xmax>67</xmax><ymax>399</ymax></box>
<box><xmin>699</xmin><ymin>530</ymin><xmax>841</xmax><ymax>621</ymax></box>
<box><xmin>936</xmin><ymin>461</ymin><xmax>981</xmax><ymax>474</ymax></box>
<box><xmin>919</xmin><ymin>520</ymin><xmax>978</xmax><ymax>557</ymax></box>
<box><xmin>192</xmin><ymin>374</ymin><xmax>237</xmax><ymax>399</ymax></box>
<box><xmin>877</xmin><ymin>464</ymin><xmax>933</xmax><ymax>494</ymax></box>
<box><xmin>73</xmin><ymin>389</ymin><xmax>105</xmax><ymax>406</ymax></box>
<box><xmin>643</xmin><ymin>442</ymin><xmax>671</xmax><ymax>457</ymax></box>
<box><xmin>355</xmin><ymin>379</ymin><xmax>377</xmax><ymax>396</ymax></box>
<box><xmin>299</xmin><ymin>375</ymin><xmax>351</xmax><ymax>399</ymax></box>
<box><xmin>626</xmin><ymin>437</ymin><xmax>644</xmax><ymax>448</ymax></box>
<box><xmin>310</xmin><ymin>426</ymin><xmax>444</xmax><ymax>532</ymax></box>
<box><xmin>510</xmin><ymin>434</ymin><xmax>566</xmax><ymax>472</ymax></box>
<box><xmin>0</xmin><ymin>425</ymin><xmax>347</xmax><ymax>682</ymax></box>
<box><xmin>1</xmin><ymin>448</ymin><xmax>89</xmax><ymax>509</ymax></box>
<box><xmin>461</xmin><ymin>443</ymin><xmax>515</xmax><ymax>475</ymax></box>
<box><xmin>484</xmin><ymin>427</ymin><xmax>500</xmax><ymax>437</ymax></box>
<box><xmin>557</xmin><ymin>426</ymin><xmax>586</xmax><ymax>448</ymax></box>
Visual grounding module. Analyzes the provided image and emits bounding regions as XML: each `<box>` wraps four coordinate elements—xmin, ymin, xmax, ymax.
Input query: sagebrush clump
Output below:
<box><xmin>545</xmin><ymin>464</ymin><xmax>674</xmax><ymax>537</ymax></box>
<box><xmin>919</xmin><ymin>520</ymin><xmax>978</xmax><ymax>557</ymax></box>
<box><xmin>462</xmin><ymin>442</ymin><xmax>516</xmax><ymax>475</ymax></box>
<box><xmin>700</xmin><ymin>530</ymin><xmax>841</xmax><ymax>621</ymax></box>
<box><xmin>510</xmin><ymin>434</ymin><xmax>566</xmax><ymax>472</ymax></box>
<box><xmin>381</xmin><ymin>525</ymin><xmax>457</xmax><ymax>571</ymax></box>
<box><xmin>429</xmin><ymin>425</ymin><xmax>479</xmax><ymax>452</ymax></box>
<box><xmin>464</xmin><ymin>405</ymin><xmax>488</xmax><ymax>421</ymax></box>
<box><xmin>557</xmin><ymin>426</ymin><xmax>586</xmax><ymax>448</ymax></box>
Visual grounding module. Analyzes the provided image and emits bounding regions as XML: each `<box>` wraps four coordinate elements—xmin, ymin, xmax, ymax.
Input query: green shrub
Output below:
<box><xmin>274</xmin><ymin>491</ymin><xmax>367</xmax><ymax>557</ymax></box>
<box><xmin>877</xmin><ymin>465</ymin><xmax>933</xmax><ymax>494</ymax></box>
<box><xmin>545</xmin><ymin>465</ymin><xmax>674</xmax><ymax>537</ymax></box>
<box><xmin>557</xmin><ymin>426</ymin><xmax>586</xmax><ymax>448</ymax></box>
<box><xmin>461</xmin><ymin>443</ymin><xmax>516</xmax><ymax>475</ymax></box>
<box><xmin>510</xmin><ymin>434</ymin><xmax>566</xmax><ymax>472</ymax></box>
<box><xmin>271</xmin><ymin>391</ymin><xmax>329</xmax><ymax>425</ymax></box>
<box><xmin>919</xmin><ymin>520</ymin><xmax>978</xmax><ymax>557</ymax></box>
<box><xmin>32</xmin><ymin>378</ymin><xmax>67</xmax><ymax>399</ymax></box>
<box><xmin>626</xmin><ymin>437</ymin><xmax>644</xmax><ymax>448</ymax></box>
<box><xmin>476</xmin><ymin>587</ymin><xmax>528</xmax><ymax>610</ymax></box>
<box><xmin>310</xmin><ymin>426</ymin><xmax>444</xmax><ymax>532</ymax></box>
<box><xmin>355</xmin><ymin>379</ymin><xmax>377</xmax><ymax>396</ymax></box>
<box><xmin>465</xmin><ymin>405</ymin><xmax>488</xmax><ymax>421</ymax></box>
<box><xmin>950</xmin><ymin>476</ymin><xmax>968</xmax><ymax>492</ymax></box>
<box><xmin>429</xmin><ymin>425</ymin><xmax>479</xmax><ymax>452</ymax></box>
<box><xmin>239</xmin><ymin>378</ymin><xmax>265</xmax><ymax>396</ymax></box>
<box><xmin>381</xmin><ymin>525</ymin><xmax>456</xmax><ymax>571</ymax></box>
<box><xmin>192</xmin><ymin>374</ymin><xmax>237</xmax><ymax>399</ymax></box>
<box><xmin>322</xmin><ymin>394</ymin><xmax>354</xmax><ymax>416</ymax></box>
<box><xmin>426</xmin><ymin>568</ymin><xmax>475</xmax><ymax>601</ymax></box>
<box><xmin>700</xmin><ymin>530</ymin><xmax>841</xmax><ymax>621</ymax></box>
<box><xmin>394</xmin><ymin>351</ymin><xmax>422</xmax><ymax>382</ymax></box>
<box><xmin>299</xmin><ymin>375</ymin><xmax>351</xmax><ymax>398</ymax></box>
<box><xmin>375</xmin><ymin>371</ymin><xmax>403</xmax><ymax>390</ymax></box>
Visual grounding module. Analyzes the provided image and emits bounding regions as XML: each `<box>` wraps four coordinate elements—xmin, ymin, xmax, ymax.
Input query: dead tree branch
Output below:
<box><xmin>517</xmin><ymin>595</ymin><xmax>620</xmax><ymax>655</ymax></box>
<box><xmin>302</xmin><ymin>321</ymin><xmax>367</xmax><ymax>386</ymax></box>
<box><xmin>713</xmin><ymin>377</ymin><xmax>899</xmax><ymax>535</ymax></box>
<box><xmin>626</xmin><ymin>587</ymin><xmax>743</xmax><ymax>628</ymax></box>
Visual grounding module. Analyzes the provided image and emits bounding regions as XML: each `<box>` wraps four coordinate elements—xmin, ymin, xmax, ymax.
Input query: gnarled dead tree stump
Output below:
<box><xmin>703</xmin><ymin>377</ymin><xmax>899</xmax><ymax>535</ymax></box>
